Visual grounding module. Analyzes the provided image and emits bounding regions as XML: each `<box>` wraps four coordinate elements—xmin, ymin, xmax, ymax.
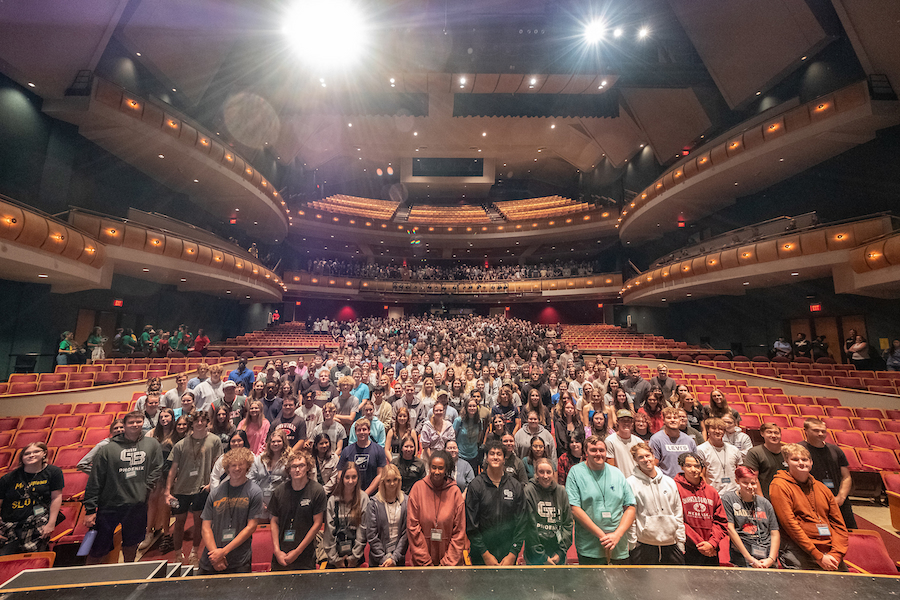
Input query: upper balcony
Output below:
<box><xmin>43</xmin><ymin>77</ymin><xmax>289</xmax><ymax>240</ymax></box>
<box><xmin>618</xmin><ymin>80</ymin><xmax>900</xmax><ymax>244</ymax></box>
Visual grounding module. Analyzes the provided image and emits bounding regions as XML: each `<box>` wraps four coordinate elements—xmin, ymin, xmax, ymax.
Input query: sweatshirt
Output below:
<box><xmin>514</xmin><ymin>425</ymin><xmax>558</xmax><ymax>464</ymax></box>
<box><xmin>465</xmin><ymin>471</ymin><xmax>526</xmax><ymax>561</ymax></box>
<box><xmin>626</xmin><ymin>468</ymin><xmax>685</xmax><ymax>551</ymax></box>
<box><xmin>83</xmin><ymin>432</ymin><xmax>164</xmax><ymax>514</ymax></box>
<box><xmin>673</xmin><ymin>473</ymin><xmax>728</xmax><ymax>550</ymax></box>
<box><xmin>407</xmin><ymin>475</ymin><xmax>466</xmax><ymax>566</ymax></box>
<box><xmin>769</xmin><ymin>470</ymin><xmax>848</xmax><ymax>562</ymax></box>
<box><xmin>523</xmin><ymin>479</ymin><xmax>573</xmax><ymax>564</ymax></box>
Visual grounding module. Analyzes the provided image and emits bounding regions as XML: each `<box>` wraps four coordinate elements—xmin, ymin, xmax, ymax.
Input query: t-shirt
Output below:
<box><xmin>268</xmin><ymin>480</ymin><xmax>327</xmax><ymax>564</ymax></box>
<box><xmin>649</xmin><ymin>430</ymin><xmax>697</xmax><ymax>478</ymax></box>
<box><xmin>800</xmin><ymin>442</ymin><xmax>849</xmax><ymax>494</ymax></box>
<box><xmin>297</xmin><ymin>404</ymin><xmax>324</xmax><ymax>432</ymax></box>
<box><xmin>605</xmin><ymin>433</ymin><xmax>642</xmax><ymax>479</ymax></box>
<box><xmin>565</xmin><ymin>462</ymin><xmax>635</xmax><ymax>560</ymax></box>
<box><xmin>199</xmin><ymin>480</ymin><xmax>264</xmax><ymax>572</ymax></box>
<box><xmin>272</xmin><ymin>413</ymin><xmax>308</xmax><ymax>448</ymax></box>
<box><xmin>0</xmin><ymin>465</ymin><xmax>65</xmax><ymax>522</ymax></box>
<box><xmin>194</xmin><ymin>379</ymin><xmax>224</xmax><ymax>412</ymax></box>
<box><xmin>213</xmin><ymin>397</ymin><xmax>247</xmax><ymax>428</ymax></box>
<box><xmin>698</xmin><ymin>441</ymin><xmax>743</xmax><ymax>495</ymax></box>
<box><xmin>312</xmin><ymin>421</ymin><xmax>347</xmax><ymax>449</ymax></box>
<box><xmin>743</xmin><ymin>445</ymin><xmax>787</xmax><ymax>499</ymax></box>
<box><xmin>168</xmin><ymin>434</ymin><xmax>223</xmax><ymax>495</ymax></box>
<box><xmin>721</xmin><ymin>490</ymin><xmax>779</xmax><ymax>560</ymax></box>
<box><xmin>491</xmin><ymin>403</ymin><xmax>520</xmax><ymax>434</ymax></box>
<box><xmin>338</xmin><ymin>442</ymin><xmax>387</xmax><ymax>492</ymax></box>
<box><xmin>333</xmin><ymin>394</ymin><xmax>360</xmax><ymax>420</ymax></box>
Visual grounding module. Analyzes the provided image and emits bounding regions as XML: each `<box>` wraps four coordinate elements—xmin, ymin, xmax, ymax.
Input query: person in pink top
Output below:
<box><xmin>238</xmin><ymin>400</ymin><xmax>271</xmax><ymax>454</ymax></box>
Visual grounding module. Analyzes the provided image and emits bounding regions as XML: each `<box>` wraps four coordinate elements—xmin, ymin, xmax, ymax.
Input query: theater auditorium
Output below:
<box><xmin>0</xmin><ymin>0</ymin><xmax>898</xmax><ymax>596</ymax></box>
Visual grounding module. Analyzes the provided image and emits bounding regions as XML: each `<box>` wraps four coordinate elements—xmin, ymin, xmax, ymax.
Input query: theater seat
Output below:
<box><xmin>857</xmin><ymin>449</ymin><xmax>900</xmax><ymax>472</ymax></box>
<box><xmin>882</xmin><ymin>472</ymin><xmax>900</xmax><ymax>532</ymax></box>
<box><xmin>844</xmin><ymin>530</ymin><xmax>900</xmax><ymax>575</ymax></box>
<box><xmin>0</xmin><ymin>552</ymin><xmax>56</xmax><ymax>585</ymax></box>
<box><xmin>833</xmin><ymin>430</ymin><xmax>866</xmax><ymax>448</ymax></box>
<box><xmin>865</xmin><ymin>432</ymin><xmax>900</xmax><ymax>451</ymax></box>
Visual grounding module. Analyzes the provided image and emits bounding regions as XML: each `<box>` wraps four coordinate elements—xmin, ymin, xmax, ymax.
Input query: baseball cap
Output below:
<box><xmin>616</xmin><ymin>409</ymin><xmax>634</xmax><ymax>419</ymax></box>
<box><xmin>222</xmin><ymin>380</ymin><xmax>236</xmax><ymax>389</ymax></box>
<box><xmin>288</xmin><ymin>361</ymin><xmax>298</xmax><ymax>368</ymax></box>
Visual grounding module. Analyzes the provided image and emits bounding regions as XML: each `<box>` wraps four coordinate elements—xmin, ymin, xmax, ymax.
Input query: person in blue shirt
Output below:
<box><xmin>228</xmin><ymin>358</ymin><xmax>255</xmax><ymax>393</ymax></box>
<box><xmin>350</xmin><ymin>367</ymin><xmax>370</xmax><ymax>401</ymax></box>
<box><xmin>649</xmin><ymin>407</ymin><xmax>698</xmax><ymax>478</ymax></box>
<box><xmin>349</xmin><ymin>400</ymin><xmax>386</xmax><ymax>448</ymax></box>
<box><xmin>565</xmin><ymin>434</ymin><xmax>636</xmax><ymax>565</ymax></box>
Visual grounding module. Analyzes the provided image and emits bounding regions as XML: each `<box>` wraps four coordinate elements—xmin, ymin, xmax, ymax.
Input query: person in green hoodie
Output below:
<box><xmin>83</xmin><ymin>411</ymin><xmax>164</xmax><ymax>563</ymax></box>
<box><xmin>523</xmin><ymin>457</ymin><xmax>572</xmax><ymax>565</ymax></box>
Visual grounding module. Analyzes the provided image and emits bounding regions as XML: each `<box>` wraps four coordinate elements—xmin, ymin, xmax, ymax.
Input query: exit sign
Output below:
<box><xmin>113</xmin><ymin>299</ymin><xmax>123</xmax><ymax>308</ymax></box>
<box><xmin>809</xmin><ymin>303</ymin><xmax>822</xmax><ymax>312</ymax></box>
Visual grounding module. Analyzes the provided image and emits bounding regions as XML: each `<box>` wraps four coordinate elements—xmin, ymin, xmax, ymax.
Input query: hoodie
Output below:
<box><xmin>769</xmin><ymin>470</ymin><xmax>848</xmax><ymax>562</ymax></box>
<box><xmin>83</xmin><ymin>432</ymin><xmax>164</xmax><ymax>514</ymax></box>
<box><xmin>465</xmin><ymin>471</ymin><xmax>526</xmax><ymax>561</ymax></box>
<box><xmin>523</xmin><ymin>479</ymin><xmax>573</xmax><ymax>564</ymax></box>
<box><xmin>626</xmin><ymin>468</ymin><xmax>684</xmax><ymax>551</ymax></box>
<box><xmin>673</xmin><ymin>473</ymin><xmax>727</xmax><ymax>550</ymax></box>
<box><xmin>407</xmin><ymin>475</ymin><xmax>466</xmax><ymax>566</ymax></box>
<box><xmin>514</xmin><ymin>424</ymin><xmax>558</xmax><ymax>464</ymax></box>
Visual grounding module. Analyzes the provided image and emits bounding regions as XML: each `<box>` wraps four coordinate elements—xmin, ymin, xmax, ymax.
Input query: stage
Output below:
<box><xmin>1</xmin><ymin>566</ymin><xmax>897</xmax><ymax>599</ymax></box>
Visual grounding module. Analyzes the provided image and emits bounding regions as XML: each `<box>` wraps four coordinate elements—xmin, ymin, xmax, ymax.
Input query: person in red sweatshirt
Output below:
<box><xmin>407</xmin><ymin>450</ymin><xmax>466</xmax><ymax>566</ymax></box>
<box><xmin>769</xmin><ymin>443</ymin><xmax>848</xmax><ymax>571</ymax></box>
<box><xmin>674</xmin><ymin>452</ymin><xmax>727</xmax><ymax>566</ymax></box>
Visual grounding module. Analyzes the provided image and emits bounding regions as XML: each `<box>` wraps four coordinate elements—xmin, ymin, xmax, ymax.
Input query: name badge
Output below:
<box><xmin>33</xmin><ymin>505</ymin><xmax>46</xmax><ymax>517</ymax></box>
<box><xmin>283</xmin><ymin>529</ymin><xmax>296</xmax><ymax>542</ymax></box>
<box><xmin>750</xmin><ymin>544</ymin><xmax>768</xmax><ymax>559</ymax></box>
<box><xmin>222</xmin><ymin>528</ymin><xmax>236</xmax><ymax>542</ymax></box>
<box><xmin>816</xmin><ymin>524</ymin><xmax>831</xmax><ymax>537</ymax></box>
<box><xmin>431</xmin><ymin>529</ymin><xmax>443</xmax><ymax>542</ymax></box>
<box><xmin>822</xmin><ymin>478</ymin><xmax>835</xmax><ymax>489</ymax></box>
<box><xmin>125</xmin><ymin>470</ymin><xmax>137</xmax><ymax>479</ymax></box>
<box><xmin>721</xmin><ymin>477</ymin><xmax>731</xmax><ymax>484</ymax></box>
<box><xmin>189</xmin><ymin>470</ymin><xmax>199</xmax><ymax>477</ymax></box>
<box><xmin>601</xmin><ymin>511</ymin><xmax>612</xmax><ymax>519</ymax></box>
<box><xmin>339</xmin><ymin>541</ymin><xmax>352</xmax><ymax>555</ymax></box>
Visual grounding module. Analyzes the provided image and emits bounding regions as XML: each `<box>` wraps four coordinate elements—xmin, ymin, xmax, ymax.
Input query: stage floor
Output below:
<box><xmin>1</xmin><ymin>566</ymin><xmax>898</xmax><ymax>599</ymax></box>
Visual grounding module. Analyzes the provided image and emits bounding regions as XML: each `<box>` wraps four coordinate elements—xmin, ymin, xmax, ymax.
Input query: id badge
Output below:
<box><xmin>222</xmin><ymin>528</ymin><xmax>236</xmax><ymax>542</ymax></box>
<box><xmin>816</xmin><ymin>524</ymin><xmax>831</xmax><ymax>537</ymax></box>
<box><xmin>430</xmin><ymin>528</ymin><xmax>443</xmax><ymax>542</ymax></box>
<box><xmin>125</xmin><ymin>470</ymin><xmax>137</xmax><ymax>479</ymax></box>
<box><xmin>339</xmin><ymin>541</ymin><xmax>352</xmax><ymax>555</ymax></box>
<box><xmin>721</xmin><ymin>477</ymin><xmax>731</xmax><ymax>484</ymax></box>
<box><xmin>601</xmin><ymin>512</ymin><xmax>612</xmax><ymax>519</ymax></box>
<box><xmin>32</xmin><ymin>505</ymin><xmax>46</xmax><ymax>517</ymax></box>
<box><xmin>822</xmin><ymin>478</ymin><xmax>835</xmax><ymax>489</ymax></box>
<box><xmin>189</xmin><ymin>470</ymin><xmax>199</xmax><ymax>477</ymax></box>
<box><xmin>750</xmin><ymin>544</ymin><xmax>768</xmax><ymax>559</ymax></box>
<box><xmin>283</xmin><ymin>529</ymin><xmax>296</xmax><ymax>543</ymax></box>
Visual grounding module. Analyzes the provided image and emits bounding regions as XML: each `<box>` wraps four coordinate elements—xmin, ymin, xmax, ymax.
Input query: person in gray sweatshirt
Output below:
<box><xmin>523</xmin><ymin>458</ymin><xmax>572</xmax><ymax>565</ymax></box>
<box><xmin>514</xmin><ymin>410</ymin><xmax>557</xmax><ymax>464</ymax></box>
<box><xmin>83</xmin><ymin>411</ymin><xmax>164</xmax><ymax>563</ymax></box>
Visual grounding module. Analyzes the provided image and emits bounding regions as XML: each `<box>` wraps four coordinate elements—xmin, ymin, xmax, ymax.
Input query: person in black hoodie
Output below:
<box><xmin>465</xmin><ymin>440</ymin><xmax>526</xmax><ymax>565</ymax></box>
<box><xmin>524</xmin><ymin>458</ymin><xmax>572</xmax><ymax>565</ymax></box>
<box><xmin>83</xmin><ymin>411</ymin><xmax>164</xmax><ymax>563</ymax></box>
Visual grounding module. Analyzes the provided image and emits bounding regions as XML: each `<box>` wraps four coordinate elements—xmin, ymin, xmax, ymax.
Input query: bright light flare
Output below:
<box><xmin>283</xmin><ymin>0</ymin><xmax>369</xmax><ymax>68</ymax></box>
<box><xmin>638</xmin><ymin>26</ymin><xmax>650</xmax><ymax>39</ymax></box>
<box><xmin>584</xmin><ymin>20</ymin><xmax>605</xmax><ymax>44</ymax></box>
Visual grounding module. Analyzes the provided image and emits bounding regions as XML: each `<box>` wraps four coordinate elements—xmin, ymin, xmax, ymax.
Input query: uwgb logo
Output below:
<box><xmin>120</xmin><ymin>448</ymin><xmax>147</xmax><ymax>467</ymax></box>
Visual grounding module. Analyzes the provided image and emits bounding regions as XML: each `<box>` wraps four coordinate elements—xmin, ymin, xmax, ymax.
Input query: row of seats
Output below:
<box><xmin>407</xmin><ymin>206</ymin><xmax>491</xmax><ymax>224</ymax></box>
<box><xmin>307</xmin><ymin>195</ymin><xmax>401</xmax><ymax>220</ymax></box>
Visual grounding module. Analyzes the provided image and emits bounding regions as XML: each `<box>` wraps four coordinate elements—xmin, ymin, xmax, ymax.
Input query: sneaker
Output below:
<box><xmin>158</xmin><ymin>534</ymin><xmax>174</xmax><ymax>554</ymax></box>
<box><xmin>188</xmin><ymin>548</ymin><xmax>199</xmax><ymax>567</ymax></box>
<box><xmin>175</xmin><ymin>552</ymin><xmax>186</xmax><ymax>564</ymax></box>
<box><xmin>138</xmin><ymin>530</ymin><xmax>158</xmax><ymax>551</ymax></box>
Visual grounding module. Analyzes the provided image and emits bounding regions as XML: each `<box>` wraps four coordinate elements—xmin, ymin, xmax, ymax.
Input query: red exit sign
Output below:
<box><xmin>809</xmin><ymin>303</ymin><xmax>822</xmax><ymax>312</ymax></box>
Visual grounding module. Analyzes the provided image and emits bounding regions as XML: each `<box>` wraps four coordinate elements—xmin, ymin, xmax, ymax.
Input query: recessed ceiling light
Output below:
<box><xmin>135</xmin><ymin>52</ymin><xmax>142</xmax><ymax>56</ymax></box>
<box><xmin>791</xmin><ymin>272</ymin><xmax>800</xmax><ymax>276</ymax></box>
<box><xmin>482</xmin><ymin>132</ymin><xmax>487</xmax><ymax>137</ymax></box>
<box><xmin>38</xmin><ymin>274</ymin><xmax>48</xmax><ymax>278</ymax></box>
<box><xmin>226</xmin><ymin>290</ymin><xmax>231</xmax><ymax>294</ymax></box>
<box><xmin>193</xmin><ymin>179</ymin><xmax>199</xmax><ymax>183</ymax></box>
<box><xmin>246</xmin><ymin>296</ymin><xmax>251</xmax><ymax>299</ymax></box>
<box><xmin>172</xmin><ymin>88</ymin><xmax>177</xmax><ymax>92</ymax></box>
<box><xmin>142</xmin><ymin>268</ymin><xmax>150</xmax><ymax>272</ymax></box>
<box><xmin>180</xmin><ymin>278</ymin><xmax>187</xmax><ymax>282</ymax></box>
<box><xmin>158</xmin><ymin>154</ymin><xmax>165</xmax><ymax>159</ymax></box>
<box><xmin>743</xmin><ymin>281</ymin><xmax>750</xmax><ymax>286</ymax></box>
<box><xmin>27</xmin><ymin>82</ymin><xmax>35</xmax><ymax>88</ymax></box>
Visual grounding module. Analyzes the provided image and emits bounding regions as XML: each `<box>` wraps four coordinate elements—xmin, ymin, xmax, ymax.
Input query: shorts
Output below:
<box><xmin>173</xmin><ymin>491</ymin><xmax>209</xmax><ymax>515</ymax></box>
<box><xmin>90</xmin><ymin>503</ymin><xmax>147</xmax><ymax>557</ymax></box>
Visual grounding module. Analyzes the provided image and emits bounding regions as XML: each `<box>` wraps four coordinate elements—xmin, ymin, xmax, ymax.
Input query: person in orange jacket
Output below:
<box><xmin>407</xmin><ymin>450</ymin><xmax>466</xmax><ymax>566</ymax></box>
<box><xmin>769</xmin><ymin>443</ymin><xmax>848</xmax><ymax>571</ymax></box>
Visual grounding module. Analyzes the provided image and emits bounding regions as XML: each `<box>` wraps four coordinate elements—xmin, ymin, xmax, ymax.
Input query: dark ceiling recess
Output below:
<box><xmin>453</xmin><ymin>92</ymin><xmax>620</xmax><ymax>118</ymax></box>
<box><xmin>412</xmin><ymin>158</ymin><xmax>484</xmax><ymax>177</ymax></box>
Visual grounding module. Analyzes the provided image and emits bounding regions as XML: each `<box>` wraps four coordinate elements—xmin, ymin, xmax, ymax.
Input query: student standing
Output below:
<box><xmin>626</xmin><ymin>443</ymin><xmax>685</xmax><ymax>565</ymax></box>
<box><xmin>269</xmin><ymin>450</ymin><xmax>327</xmax><ymax>571</ymax></box>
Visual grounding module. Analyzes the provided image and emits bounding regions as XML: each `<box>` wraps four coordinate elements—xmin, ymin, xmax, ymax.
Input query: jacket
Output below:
<box><xmin>365</xmin><ymin>495</ymin><xmax>409</xmax><ymax>566</ymax></box>
<box><xmin>83</xmin><ymin>432</ymin><xmax>164</xmax><ymax>514</ymax></box>
<box><xmin>673</xmin><ymin>473</ymin><xmax>727</xmax><ymax>549</ymax></box>
<box><xmin>322</xmin><ymin>490</ymin><xmax>369</xmax><ymax>566</ymax></box>
<box><xmin>465</xmin><ymin>471</ymin><xmax>526</xmax><ymax>561</ymax></box>
<box><xmin>626</xmin><ymin>468</ymin><xmax>684</xmax><ymax>551</ymax></box>
<box><xmin>407</xmin><ymin>475</ymin><xmax>466</xmax><ymax>566</ymax></box>
<box><xmin>769</xmin><ymin>470</ymin><xmax>848</xmax><ymax>561</ymax></box>
<box><xmin>523</xmin><ymin>479</ymin><xmax>572</xmax><ymax>564</ymax></box>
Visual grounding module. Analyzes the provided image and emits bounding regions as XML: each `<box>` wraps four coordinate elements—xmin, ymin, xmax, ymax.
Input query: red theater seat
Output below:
<box><xmin>845</xmin><ymin>530</ymin><xmax>900</xmax><ymax>575</ymax></box>
<box><xmin>857</xmin><ymin>449</ymin><xmax>900</xmax><ymax>472</ymax></box>
<box><xmin>852</xmin><ymin>418</ymin><xmax>884</xmax><ymax>432</ymax></box>
<box><xmin>73</xmin><ymin>402</ymin><xmax>102</xmax><ymax>414</ymax></box>
<box><xmin>833</xmin><ymin>430</ymin><xmax>867</xmax><ymax>448</ymax></box>
<box><xmin>825</xmin><ymin>406</ymin><xmax>854</xmax><ymax>418</ymax></box>
<box><xmin>866</xmin><ymin>432</ymin><xmax>900</xmax><ymax>451</ymax></box>
<box><xmin>53</xmin><ymin>414</ymin><xmax>85</xmax><ymax>429</ymax></box>
<box><xmin>821</xmin><ymin>417</ymin><xmax>852</xmax><ymax>430</ymax></box>
<box><xmin>21</xmin><ymin>416</ymin><xmax>54</xmax><ymax>430</ymax></box>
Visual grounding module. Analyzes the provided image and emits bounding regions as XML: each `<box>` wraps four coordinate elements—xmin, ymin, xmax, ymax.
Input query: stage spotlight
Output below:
<box><xmin>283</xmin><ymin>0</ymin><xmax>369</xmax><ymax>68</ymax></box>
<box><xmin>583</xmin><ymin>20</ymin><xmax>605</xmax><ymax>44</ymax></box>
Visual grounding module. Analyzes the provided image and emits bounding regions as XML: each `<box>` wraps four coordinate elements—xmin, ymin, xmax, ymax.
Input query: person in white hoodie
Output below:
<box><xmin>626</xmin><ymin>442</ymin><xmax>685</xmax><ymax>565</ymax></box>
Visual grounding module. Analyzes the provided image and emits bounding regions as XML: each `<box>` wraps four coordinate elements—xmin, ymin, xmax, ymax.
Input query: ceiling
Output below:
<box><xmin>1</xmin><ymin>0</ymin><xmax>897</xmax><ymax>256</ymax></box>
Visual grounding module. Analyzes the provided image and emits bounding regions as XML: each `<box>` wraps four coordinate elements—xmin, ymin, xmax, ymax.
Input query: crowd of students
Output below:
<box><xmin>1</xmin><ymin>316</ymin><xmax>856</xmax><ymax>574</ymax></box>
<box><xmin>305</xmin><ymin>259</ymin><xmax>597</xmax><ymax>281</ymax></box>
